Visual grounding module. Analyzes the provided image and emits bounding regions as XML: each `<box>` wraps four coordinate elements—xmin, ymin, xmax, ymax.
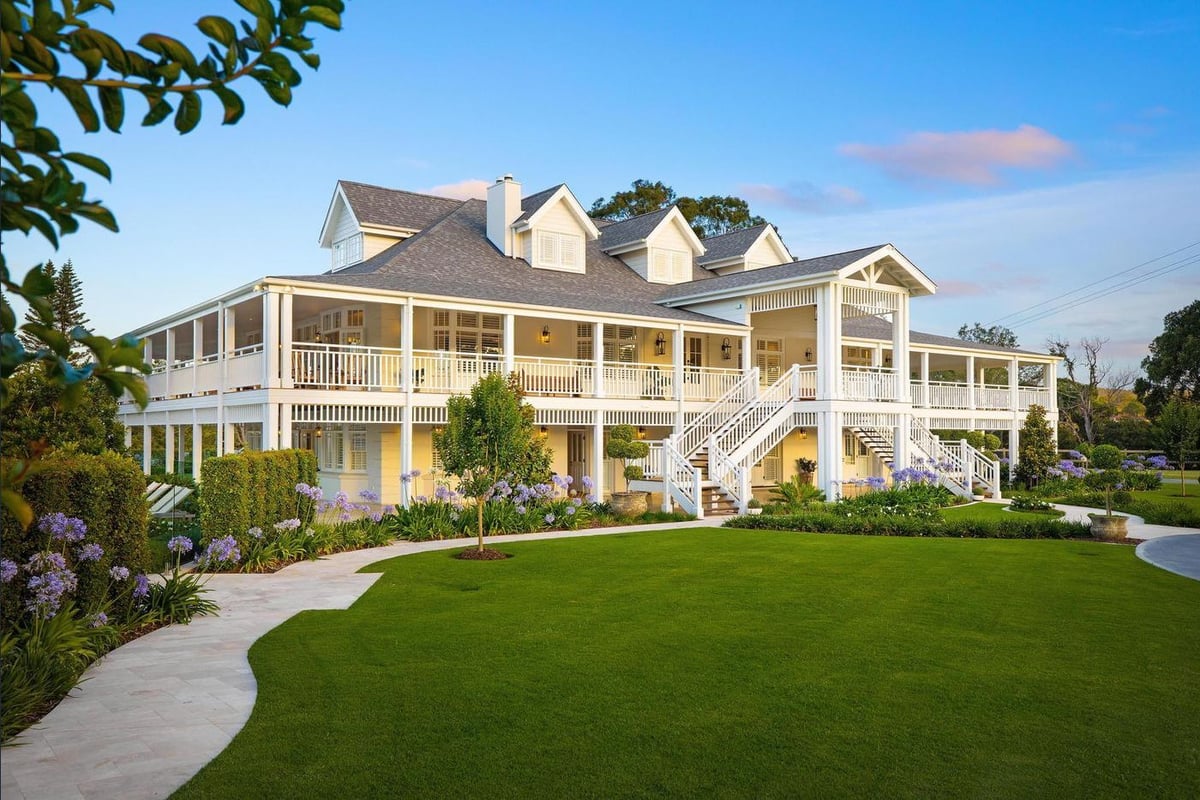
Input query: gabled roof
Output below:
<box><xmin>319</xmin><ymin>180</ymin><xmax>465</xmax><ymax>245</ymax></box>
<box><xmin>843</xmin><ymin>315</ymin><xmax>1050</xmax><ymax>357</ymax></box>
<box><xmin>511</xmin><ymin>184</ymin><xmax>601</xmax><ymax>238</ymax></box>
<box><xmin>658</xmin><ymin>245</ymin><xmax>884</xmax><ymax>304</ymax></box>
<box><xmin>276</xmin><ymin>200</ymin><xmax>736</xmax><ymax>327</ymax></box>
<box><xmin>696</xmin><ymin>223</ymin><xmax>791</xmax><ymax>267</ymax></box>
<box><xmin>514</xmin><ymin>184</ymin><xmax>563</xmax><ymax>224</ymax></box>
<box><xmin>595</xmin><ymin>207</ymin><xmax>673</xmax><ymax>250</ymax></box>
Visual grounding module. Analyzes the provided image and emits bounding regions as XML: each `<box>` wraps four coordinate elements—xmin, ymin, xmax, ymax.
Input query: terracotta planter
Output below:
<box><xmin>798</xmin><ymin>472</ymin><xmax>814</xmax><ymax>486</ymax></box>
<box><xmin>611</xmin><ymin>491</ymin><xmax>648</xmax><ymax>517</ymax></box>
<box><xmin>1088</xmin><ymin>513</ymin><xmax>1128</xmax><ymax>541</ymax></box>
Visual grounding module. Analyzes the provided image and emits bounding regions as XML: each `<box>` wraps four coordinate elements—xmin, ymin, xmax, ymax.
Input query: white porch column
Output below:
<box><xmin>1009</xmin><ymin>422</ymin><xmax>1020</xmax><ymax>470</ymax></box>
<box><xmin>592</xmin><ymin>322</ymin><xmax>605</xmax><ymax>398</ymax></box>
<box><xmin>223</xmin><ymin>423</ymin><xmax>235</xmax><ymax>454</ymax></box>
<box><xmin>164</xmin><ymin>328</ymin><xmax>175</xmax><ymax>399</ymax></box>
<box><xmin>966</xmin><ymin>355</ymin><xmax>976</xmax><ymax>410</ymax></box>
<box><xmin>191</xmin><ymin>421</ymin><xmax>203</xmax><ymax>479</ymax></box>
<box><xmin>919</xmin><ymin>351</ymin><xmax>930</xmax><ymax>407</ymax></box>
<box><xmin>123</xmin><ymin>425</ymin><xmax>133</xmax><ymax>451</ymax></box>
<box><xmin>402</xmin><ymin>297</ymin><xmax>414</xmax><ymax>391</ymax></box>
<box><xmin>142</xmin><ymin>421</ymin><xmax>152</xmax><ymax>475</ymax></box>
<box><xmin>164</xmin><ymin>423</ymin><xmax>175</xmax><ymax>474</ymax></box>
<box><xmin>1009</xmin><ymin>357</ymin><xmax>1019</xmax><ymax>411</ymax></box>
<box><xmin>592</xmin><ymin>410</ymin><xmax>605</xmax><ymax>501</ymax></box>
<box><xmin>222</xmin><ymin>306</ymin><xmax>236</xmax><ymax>356</ymax></box>
<box><xmin>672</xmin><ymin>327</ymin><xmax>684</xmax><ymax>401</ymax></box>
<box><xmin>740</xmin><ymin>333</ymin><xmax>752</xmax><ymax>375</ymax></box>
<box><xmin>1046</xmin><ymin>361</ymin><xmax>1058</xmax><ymax>412</ymax></box>
<box><xmin>192</xmin><ymin>317</ymin><xmax>204</xmax><ymax>395</ymax></box>
<box><xmin>143</xmin><ymin>337</ymin><xmax>153</xmax><ymax>366</ymax></box>
<box><xmin>893</xmin><ymin>417</ymin><xmax>910</xmax><ymax>474</ymax></box>
<box><xmin>400</xmin><ymin>406</ymin><xmax>413</xmax><ymax>507</ymax></box>
<box><xmin>278</xmin><ymin>403</ymin><xmax>292</xmax><ymax>450</ymax></box>
<box><xmin>818</xmin><ymin>411</ymin><xmax>843</xmax><ymax>498</ymax></box>
<box><xmin>817</xmin><ymin>283</ymin><xmax>843</xmax><ymax>399</ymax></box>
<box><xmin>280</xmin><ymin>291</ymin><xmax>294</xmax><ymax>389</ymax></box>
<box><xmin>264</xmin><ymin>404</ymin><xmax>279</xmax><ymax>451</ymax></box>
<box><xmin>892</xmin><ymin>299</ymin><xmax>910</xmax><ymax>402</ymax></box>
<box><xmin>263</xmin><ymin>290</ymin><xmax>280</xmax><ymax>389</ymax></box>
<box><xmin>503</xmin><ymin>313</ymin><xmax>515</xmax><ymax>375</ymax></box>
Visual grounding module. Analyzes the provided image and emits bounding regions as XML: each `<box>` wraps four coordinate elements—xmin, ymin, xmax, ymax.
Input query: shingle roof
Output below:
<box><xmin>338</xmin><ymin>180</ymin><xmax>464</xmax><ymax>231</ymax></box>
<box><xmin>275</xmin><ymin>200</ymin><xmax>738</xmax><ymax>326</ymax></box>
<box><xmin>514</xmin><ymin>184</ymin><xmax>563</xmax><ymax>224</ymax></box>
<box><xmin>596</xmin><ymin>207</ymin><xmax>675</xmax><ymax>251</ymax></box>
<box><xmin>843</xmin><ymin>315</ymin><xmax>1048</xmax><ymax>356</ymax></box>
<box><xmin>658</xmin><ymin>245</ymin><xmax>885</xmax><ymax>303</ymax></box>
<box><xmin>695</xmin><ymin>224</ymin><xmax>770</xmax><ymax>266</ymax></box>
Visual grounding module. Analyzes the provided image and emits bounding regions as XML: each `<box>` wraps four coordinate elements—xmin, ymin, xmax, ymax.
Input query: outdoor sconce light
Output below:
<box><xmin>314</xmin><ymin>425</ymin><xmax>323</xmax><ymax>438</ymax></box>
<box><xmin>721</xmin><ymin>337</ymin><xmax>732</xmax><ymax>360</ymax></box>
<box><xmin>540</xmin><ymin>325</ymin><xmax>551</xmax><ymax>344</ymax></box>
<box><xmin>637</xmin><ymin>427</ymin><xmax>646</xmax><ymax>440</ymax></box>
<box><xmin>654</xmin><ymin>332</ymin><xmax>667</xmax><ymax>356</ymax></box>
<box><xmin>800</xmin><ymin>429</ymin><xmax>808</xmax><ymax>440</ymax></box>
<box><xmin>804</xmin><ymin>347</ymin><xmax>813</xmax><ymax>362</ymax></box>
<box><xmin>539</xmin><ymin>426</ymin><xmax>549</xmax><ymax>437</ymax></box>
<box><xmin>314</xmin><ymin>330</ymin><xmax>322</xmax><ymax>343</ymax></box>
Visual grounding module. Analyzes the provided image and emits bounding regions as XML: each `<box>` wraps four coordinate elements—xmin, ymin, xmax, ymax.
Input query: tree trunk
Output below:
<box><xmin>477</xmin><ymin>500</ymin><xmax>485</xmax><ymax>551</ymax></box>
<box><xmin>1182</xmin><ymin>448</ymin><xmax>1188</xmax><ymax>497</ymax></box>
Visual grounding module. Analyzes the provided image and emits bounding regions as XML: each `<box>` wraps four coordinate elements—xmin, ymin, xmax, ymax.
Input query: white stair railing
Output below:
<box><xmin>675</xmin><ymin>367</ymin><xmax>760</xmax><ymax>458</ymax></box>
<box><xmin>661</xmin><ymin>436</ymin><xmax>703</xmax><ymax>518</ymax></box>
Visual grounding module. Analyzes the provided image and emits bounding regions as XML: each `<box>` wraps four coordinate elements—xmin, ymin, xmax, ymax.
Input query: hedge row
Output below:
<box><xmin>1</xmin><ymin>451</ymin><xmax>150</xmax><ymax>626</ymax></box>
<box><xmin>198</xmin><ymin>449</ymin><xmax>317</xmax><ymax>544</ymax></box>
<box><xmin>725</xmin><ymin>511</ymin><xmax>1092</xmax><ymax>539</ymax></box>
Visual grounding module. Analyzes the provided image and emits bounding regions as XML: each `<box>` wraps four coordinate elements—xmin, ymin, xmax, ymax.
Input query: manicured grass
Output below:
<box><xmin>1139</xmin><ymin>485</ymin><xmax>1200</xmax><ymax>504</ymax></box>
<box><xmin>175</xmin><ymin>529</ymin><xmax>1200</xmax><ymax>800</ymax></box>
<box><xmin>941</xmin><ymin>502</ymin><xmax>1064</xmax><ymax>522</ymax></box>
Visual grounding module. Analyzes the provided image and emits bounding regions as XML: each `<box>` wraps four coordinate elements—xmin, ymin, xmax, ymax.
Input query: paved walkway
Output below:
<box><xmin>0</xmin><ymin>519</ymin><xmax>723</xmax><ymax>800</ymax></box>
<box><xmin>1135</xmin><ymin>534</ymin><xmax>1200</xmax><ymax>582</ymax></box>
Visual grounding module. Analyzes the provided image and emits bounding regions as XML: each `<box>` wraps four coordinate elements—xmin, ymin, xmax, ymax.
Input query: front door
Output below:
<box><xmin>755</xmin><ymin>338</ymin><xmax>783</xmax><ymax>385</ymax></box>
<box><xmin>567</xmin><ymin>430</ymin><xmax>588</xmax><ymax>488</ymax></box>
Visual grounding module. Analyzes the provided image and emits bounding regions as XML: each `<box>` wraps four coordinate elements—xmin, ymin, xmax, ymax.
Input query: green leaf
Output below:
<box><xmin>212</xmin><ymin>85</ymin><xmax>245</xmax><ymax>125</ymax></box>
<box><xmin>298</xmin><ymin>51</ymin><xmax>319</xmax><ymax>70</ymax></box>
<box><xmin>142</xmin><ymin>95</ymin><xmax>173</xmax><ymax>126</ymax></box>
<box><xmin>62</xmin><ymin>152</ymin><xmax>112</xmax><ymax>180</ymax></box>
<box><xmin>72</xmin><ymin>202</ymin><xmax>119</xmax><ymax>231</ymax></box>
<box><xmin>1</xmin><ymin>488</ymin><xmax>34</xmax><ymax>531</ymax></box>
<box><xmin>301</xmin><ymin>6</ymin><xmax>341</xmax><ymax>30</ymax></box>
<box><xmin>196</xmin><ymin>15</ymin><xmax>237</xmax><ymax>47</ymax></box>
<box><xmin>51</xmin><ymin>78</ymin><xmax>100</xmax><ymax>133</ymax></box>
<box><xmin>235</xmin><ymin>0</ymin><xmax>275</xmax><ymax>22</ymax></box>
<box><xmin>97</xmin><ymin>84</ymin><xmax>124</xmax><ymax>131</ymax></box>
<box><xmin>174</xmin><ymin>92</ymin><xmax>201</xmax><ymax>134</ymax></box>
<box><xmin>21</xmin><ymin>266</ymin><xmax>56</xmax><ymax>298</ymax></box>
<box><xmin>75</xmin><ymin>47</ymin><xmax>103</xmax><ymax>79</ymax></box>
<box><xmin>137</xmin><ymin>34</ymin><xmax>198</xmax><ymax>73</ymax></box>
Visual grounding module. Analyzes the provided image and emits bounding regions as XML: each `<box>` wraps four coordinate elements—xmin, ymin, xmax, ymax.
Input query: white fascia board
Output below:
<box><xmin>657</xmin><ymin>269</ymin><xmax>840</xmax><ymax>307</ymax></box>
<box><xmin>836</xmin><ymin>244</ymin><xmax>937</xmax><ymax>296</ymax></box>
<box><xmin>512</xmin><ymin>185</ymin><xmax>602</xmax><ymax>239</ymax></box>
<box><xmin>763</xmin><ymin>226</ymin><xmax>793</xmax><ymax>262</ymax></box>
<box><xmin>908</xmin><ymin>342</ymin><xmax>1059</xmax><ymax>361</ymax></box>
<box><xmin>359</xmin><ymin>223</ymin><xmax>418</xmax><ymax>238</ymax></box>
<box><xmin>317</xmin><ymin>183</ymin><xmax>357</xmax><ymax>248</ymax></box>
<box><xmin>659</xmin><ymin>207</ymin><xmax>707</xmax><ymax>256</ymax></box>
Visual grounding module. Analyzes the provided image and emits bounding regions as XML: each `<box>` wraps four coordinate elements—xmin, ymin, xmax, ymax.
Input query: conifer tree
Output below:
<box><xmin>18</xmin><ymin>259</ymin><xmax>55</xmax><ymax>351</ymax></box>
<box><xmin>53</xmin><ymin>260</ymin><xmax>89</xmax><ymax>334</ymax></box>
<box><xmin>1015</xmin><ymin>404</ymin><xmax>1057</xmax><ymax>489</ymax></box>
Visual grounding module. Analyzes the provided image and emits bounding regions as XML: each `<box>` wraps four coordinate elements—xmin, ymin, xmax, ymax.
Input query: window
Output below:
<box><xmin>332</xmin><ymin>234</ymin><xmax>363</xmax><ymax>270</ymax></box>
<box><xmin>577</xmin><ymin>324</ymin><xmax>636</xmax><ymax>363</ymax></box>
<box><xmin>844</xmin><ymin>346</ymin><xmax>872</xmax><ymax>366</ymax></box>
<box><xmin>536</xmin><ymin>231</ymin><xmax>583</xmax><ymax>272</ymax></box>
<box><xmin>349</xmin><ymin>425</ymin><xmax>367</xmax><ymax>471</ymax></box>
<box><xmin>650</xmin><ymin>248</ymin><xmax>690</xmax><ymax>283</ymax></box>
<box><xmin>323</xmin><ymin>426</ymin><xmax>345</xmax><ymax>471</ymax></box>
<box><xmin>433</xmin><ymin>311</ymin><xmax>503</xmax><ymax>354</ymax></box>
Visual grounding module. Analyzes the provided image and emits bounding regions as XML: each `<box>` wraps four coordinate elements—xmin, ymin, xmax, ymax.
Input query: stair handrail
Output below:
<box><xmin>674</xmin><ymin>367</ymin><xmax>760</xmax><ymax>458</ymax></box>
<box><xmin>963</xmin><ymin>440</ymin><xmax>1002</xmax><ymax>499</ymax></box>
<box><xmin>908</xmin><ymin>418</ymin><xmax>972</xmax><ymax>497</ymax></box>
<box><xmin>661</xmin><ymin>435</ymin><xmax>703</xmax><ymax>518</ymax></box>
<box><xmin>712</xmin><ymin>365</ymin><xmax>799</xmax><ymax>454</ymax></box>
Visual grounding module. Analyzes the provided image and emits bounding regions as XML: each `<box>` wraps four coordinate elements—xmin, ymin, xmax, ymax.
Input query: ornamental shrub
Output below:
<box><xmin>1</xmin><ymin>451</ymin><xmax>149</xmax><ymax>625</ymax></box>
<box><xmin>1089</xmin><ymin>444</ymin><xmax>1123</xmax><ymax>470</ymax></box>
<box><xmin>198</xmin><ymin>449</ymin><xmax>317</xmax><ymax>547</ymax></box>
<box><xmin>725</xmin><ymin>511</ymin><xmax>1090</xmax><ymax>539</ymax></box>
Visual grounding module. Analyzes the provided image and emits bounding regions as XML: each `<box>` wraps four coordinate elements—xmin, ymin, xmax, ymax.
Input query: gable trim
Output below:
<box><xmin>512</xmin><ymin>185</ymin><xmax>601</xmax><ymax>239</ymax></box>
<box><xmin>318</xmin><ymin>183</ymin><xmax>358</xmax><ymax>248</ymax></box>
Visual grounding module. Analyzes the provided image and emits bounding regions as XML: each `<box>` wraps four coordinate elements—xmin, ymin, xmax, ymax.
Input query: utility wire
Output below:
<box><xmin>988</xmin><ymin>239</ymin><xmax>1200</xmax><ymax>326</ymax></box>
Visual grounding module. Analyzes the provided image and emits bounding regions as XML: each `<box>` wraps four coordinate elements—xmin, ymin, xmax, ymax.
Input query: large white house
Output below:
<box><xmin>118</xmin><ymin>175</ymin><xmax>1060</xmax><ymax>516</ymax></box>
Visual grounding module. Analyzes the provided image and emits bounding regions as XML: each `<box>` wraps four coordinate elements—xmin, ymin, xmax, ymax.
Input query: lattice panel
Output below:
<box><xmin>606</xmin><ymin>410</ymin><xmax>677</xmax><ymax>427</ymax></box>
<box><xmin>224</xmin><ymin>404</ymin><xmax>264</xmax><ymax>423</ymax></box>
<box><xmin>843</xmin><ymin>411</ymin><xmax>900</xmax><ymax>428</ymax></box>
<box><xmin>533</xmin><ymin>408</ymin><xmax>597</xmax><ymax>426</ymax></box>
<box><xmin>749</xmin><ymin>286</ymin><xmax>817</xmax><ymax>313</ymax></box>
<box><xmin>292</xmin><ymin>404</ymin><xmax>404</xmax><ymax>424</ymax></box>
<box><xmin>411</xmin><ymin>406</ymin><xmax>447</xmax><ymax>423</ymax></box>
<box><xmin>841</xmin><ymin>285</ymin><xmax>902</xmax><ymax>318</ymax></box>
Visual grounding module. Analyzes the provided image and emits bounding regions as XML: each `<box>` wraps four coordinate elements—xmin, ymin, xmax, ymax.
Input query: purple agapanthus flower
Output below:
<box><xmin>133</xmin><ymin>573</ymin><xmax>151</xmax><ymax>600</ymax></box>
<box><xmin>544</xmin><ymin>513</ymin><xmax>556</xmax><ymax>525</ymax></box>
<box><xmin>89</xmin><ymin>611</ymin><xmax>109</xmax><ymax>628</ymax></box>
<box><xmin>201</xmin><ymin>535</ymin><xmax>241</xmax><ymax>567</ymax></box>
<box><xmin>76</xmin><ymin>542</ymin><xmax>104</xmax><ymax>562</ymax></box>
<box><xmin>274</xmin><ymin>518</ymin><xmax>302</xmax><ymax>531</ymax></box>
<box><xmin>167</xmin><ymin>536</ymin><xmax>194</xmax><ymax>554</ymax></box>
<box><xmin>109</xmin><ymin>565</ymin><xmax>130</xmax><ymax>581</ymax></box>
<box><xmin>248</xmin><ymin>526</ymin><xmax>264</xmax><ymax>540</ymax></box>
<box><xmin>565</xmin><ymin>506</ymin><xmax>576</xmax><ymax>516</ymax></box>
<box><xmin>38</xmin><ymin>512</ymin><xmax>88</xmax><ymax>542</ymax></box>
<box><xmin>0</xmin><ymin>558</ymin><xmax>17</xmax><ymax>583</ymax></box>
<box><xmin>359</xmin><ymin>489</ymin><xmax>381</xmax><ymax>503</ymax></box>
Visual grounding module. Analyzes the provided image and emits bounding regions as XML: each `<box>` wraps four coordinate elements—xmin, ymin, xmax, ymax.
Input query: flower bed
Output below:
<box><xmin>727</xmin><ymin>511</ymin><xmax>1090</xmax><ymax>539</ymax></box>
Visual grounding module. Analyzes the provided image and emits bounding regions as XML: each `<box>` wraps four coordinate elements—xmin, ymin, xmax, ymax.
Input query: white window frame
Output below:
<box><xmin>577</xmin><ymin>324</ymin><xmax>636</xmax><ymax>363</ymax></box>
<box><xmin>332</xmin><ymin>233</ymin><xmax>363</xmax><ymax>270</ymax></box>
<box><xmin>650</xmin><ymin>247</ymin><xmax>689</xmax><ymax>283</ymax></box>
<box><xmin>349</xmin><ymin>425</ymin><xmax>367</xmax><ymax>472</ymax></box>
<box><xmin>535</xmin><ymin>230</ymin><xmax>584</xmax><ymax>273</ymax></box>
<box><xmin>432</xmin><ymin>311</ymin><xmax>503</xmax><ymax>355</ymax></box>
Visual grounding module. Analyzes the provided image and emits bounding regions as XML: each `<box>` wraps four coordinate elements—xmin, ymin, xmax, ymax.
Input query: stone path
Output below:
<box><xmin>1135</xmin><ymin>534</ymin><xmax>1200</xmax><ymax>582</ymax></box>
<box><xmin>0</xmin><ymin>519</ymin><xmax>723</xmax><ymax>800</ymax></box>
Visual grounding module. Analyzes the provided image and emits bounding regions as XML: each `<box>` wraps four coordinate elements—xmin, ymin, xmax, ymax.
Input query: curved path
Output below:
<box><xmin>1135</xmin><ymin>534</ymin><xmax>1200</xmax><ymax>582</ymax></box>
<box><xmin>0</xmin><ymin>519</ymin><xmax>723</xmax><ymax>800</ymax></box>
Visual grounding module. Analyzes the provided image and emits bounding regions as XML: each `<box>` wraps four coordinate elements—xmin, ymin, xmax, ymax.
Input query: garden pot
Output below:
<box><xmin>746</xmin><ymin>507</ymin><xmax>763</xmax><ymax>516</ymax></box>
<box><xmin>798</xmin><ymin>472</ymin><xmax>814</xmax><ymax>486</ymax></box>
<box><xmin>1088</xmin><ymin>513</ymin><xmax>1128</xmax><ymax>541</ymax></box>
<box><xmin>611</xmin><ymin>491</ymin><xmax>648</xmax><ymax>517</ymax></box>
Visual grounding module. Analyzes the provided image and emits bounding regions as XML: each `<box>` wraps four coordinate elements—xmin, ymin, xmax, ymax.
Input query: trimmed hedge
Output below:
<box><xmin>198</xmin><ymin>449</ymin><xmax>318</xmax><ymax>545</ymax></box>
<box><xmin>0</xmin><ymin>451</ymin><xmax>150</xmax><ymax>625</ymax></box>
<box><xmin>725</xmin><ymin>511</ymin><xmax>1091</xmax><ymax>539</ymax></box>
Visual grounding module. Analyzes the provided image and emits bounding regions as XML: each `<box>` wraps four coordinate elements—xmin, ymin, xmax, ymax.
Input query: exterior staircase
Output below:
<box><xmin>849</xmin><ymin>427</ymin><xmax>895</xmax><ymax>469</ymax></box>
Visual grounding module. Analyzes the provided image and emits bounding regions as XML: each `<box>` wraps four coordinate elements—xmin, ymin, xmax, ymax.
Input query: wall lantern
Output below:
<box><xmin>800</xmin><ymin>429</ymin><xmax>808</xmax><ymax>440</ymax></box>
<box><xmin>721</xmin><ymin>337</ymin><xmax>732</xmax><ymax>360</ymax></box>
<box><xmin>637</xmin><ymin>426</ymin><xmax>646</xmax><ymax>440</ymax></box>
<box><xmin>539</xmin><ymin>426</ymin><xmax>549</xmax><ymax>437</ymax></box>
<box><xmin>314</xmin><ymin>330</ymin><xmax>323</xmax><ymax>343</ymax></box>
<box><xmin>804</xmin><ymin>347</ymin><xmax>813</xmax><ymax>362</ymax></box>
<box><xmin>540</xmin><ymin>325</ymin><xmax>551</xmax><ymax>345</ymax></box>
<box><xmin>314</xmin><ymin>425</ymin><xmax>323</xmax><ymax>438</ymax></box>
<box><xmin>654</xmin><ymin>332</ymin><xmax>667</xmax><ymax>356</ymax></box>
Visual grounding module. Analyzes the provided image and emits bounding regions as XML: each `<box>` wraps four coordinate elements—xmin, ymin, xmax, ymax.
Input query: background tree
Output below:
<box><xmin>1136</xmin><ymin>300</ymin><xmax>1200</xmax><ymax>417</ymax></box>
<box><xmin>1015</xmin><ymin>404</ymin><xmax>1057</xmax><ymax>489</ymax></box>
<box><xmin>434</xmin><ymin>373</ymin><xmax>551</xmax><ymax>552</ymax></box>
<box><xmin>954</xmin><ymin>321</ymin><xmax>1044</xmax><ymax>385</ymax></box>
<box><xmin>1046</xmin><ymin>336</ymin><xmax>1135</xmax><ymax>446</ymax></box>
<box><xmin>1</xmin><ymin>362</ymin><xmax>125</xmax><ymax>457</ymax></box>
<box><xmin>1154</xmin><ymin>397</ymin><xmax>1200</xmax><ymax>496</ymax></box>
<box><xmin>17</xmin><ymin>258</ymin><xmax>88</xmax><ymax>358</ymax></box>
<box><xmin>590</xmin><ymin>179</ymin><xmax>767</xmax><ymax>239</ymax></box>
<box><xmin>2</xmin><ymin>0</ymin><xmax>342</xmax><ymax>526</ymax></box>
<box><xmin>957</xmin><ymin>322</ymin><xmax>1018</xmax><ymax>349</ymax></box>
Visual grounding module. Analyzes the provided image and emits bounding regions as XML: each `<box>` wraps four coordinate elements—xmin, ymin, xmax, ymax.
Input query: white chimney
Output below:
<box><xmin>486</xmin><ymin>174</ymin><xmax>522</xmax><ymax>256</ymax></box>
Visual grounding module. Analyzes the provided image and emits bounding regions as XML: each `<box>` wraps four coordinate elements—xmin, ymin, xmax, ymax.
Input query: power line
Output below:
<box><xmin>987</xmin><ymin>239</ymin><xmax>1200</xmax><ymax>326</ymax></box>
<box><xmin>1007</xmin><ymin>253</ymin><xmax>1200</xmax><ymax>329</ymax></box>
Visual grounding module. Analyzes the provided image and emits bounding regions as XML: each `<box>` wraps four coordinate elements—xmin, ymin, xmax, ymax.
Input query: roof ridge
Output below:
<box><xmin>700</xmin><ymin>223</ymin><xmax>769</xmax><ymax>242</ymax></box>
<box><xmin>338</xmin><ymin>179</ymin><xmax>466</xmax><ymax>205</ymax></box>
<box><xmin>794</xmin><ymin>243</ymin><xmax>888</xmax><ymax>263</ymax></box>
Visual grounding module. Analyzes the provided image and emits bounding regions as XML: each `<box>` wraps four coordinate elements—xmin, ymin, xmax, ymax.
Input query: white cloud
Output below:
<box><xmin>421</xmin><ymin>178</ymin><xmax>489</xmax><ymax>200</ymax></box>
<box><xmin>739</xmin><ymin>181</ymin><xmax>866</xmax><ymax>214</ymax></box>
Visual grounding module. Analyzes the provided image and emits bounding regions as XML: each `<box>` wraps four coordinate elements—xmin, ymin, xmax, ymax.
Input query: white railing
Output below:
<box><xmin>292</xmin><ymin>342</ymin><xmax>405</xmax><ymax>390</ymax></box>
<box><xmin>662</xmin><ymin>437</ymin><xmax>702</xmax><ymax>518</ymax></box>
<box><xmin>976</xmin><ymin>384</ymin><xmax>1011</xmax><ymax>410</ymax></box>
<box><xmin>227</xmin><ymin>347</ymin><xmax>263</xmax><ymax>388</ymax></box>
<box><xmin>675</xmin><ymin>368</ymin><xmax>759</xmax><ymax>458</ymax></box>
<box><xmin>907</xmin><ymin>418</ymin><xmax>973</xmax><ymax>499</ymax></box>
<box><xmin>682</xmin><ymin>366</ymin><xmax>743</xmax><ymax>402</ymax></box>
<box><xmin>708</xmin><ymin>366</ymin><xmax>799</xmax><ymax>511</ymax></box>
<box><xmin>1018</xmin><ymin>386</ymin><xmax>1052</xmax><ymax>411</ymax></box>
<box><xmin>911</xmin><ymin>381</ymin><xmax>1054</xmax><ymax>412</ymax></box>
<box><xmin>795</xmin><ymin>365</ymin><xmax>818</xmax><ymax>399</ymax></box>
<box><xmin>842</xmin><ymin>366</ymin><xmax>899</xmax><ymax>401</ymax></box>
<box><xmin>603</xmin><ymin>361</ymin><xmax>673</xmax><ymax>400</ymax></box>
<box><xmin>965</xmin><ymin>443</ymin><xmax>1002</xmax><ymax>499</ymax></box>
<box><xmin>713</xmin><ymin>366</ymin><xmax>798</xmax><ymax>456</ymax></box>
<box><xmin>707</xmin><ymin>444</ymin><xmax>745</xmax><ymax>514</ymax></box>
<box><xmin>412</xmin><ymin>349</ymin><xmax>504</xmax><ymax>393</ymax></box>
<box><xmin>512</xmin><ymin>354</ymin><xmax>591</xmax><ymax>396</ymax></box>
<box><xmin>633</xmin><ymin>442</ymin><xmax>665</xmax><ymax>479</ymax></box>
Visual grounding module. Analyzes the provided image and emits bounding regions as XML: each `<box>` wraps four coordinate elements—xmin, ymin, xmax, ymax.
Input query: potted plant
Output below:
<box><xmin>795</xmin><ymin>458</ymin><xmax>816</xmax><ymax>486</ymax></box>
<box><xmin>1085</xmin><ymin>444</ymin><xmax>1128</xmax><ymax>541</ymax></box>
<box><xmin>746</xmin><ymin>497</ymin><xmax>763</xmax><ymax>515</ymax></box>
<box><xmin>606</xmin><ymin>424</ymin><xmax>650</xmax><ymax>517</ymax></box>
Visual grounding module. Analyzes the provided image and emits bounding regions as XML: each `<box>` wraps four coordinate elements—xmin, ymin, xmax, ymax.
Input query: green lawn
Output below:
<box><xmin>941</xmin><ymin>502</ymin><xmax>1064</xmax><ymax>522</ymax></box>
<box><xmin>175</xmin><ymin>529</ymin><xmax>1200</xmax><ymax>800</ymax></box>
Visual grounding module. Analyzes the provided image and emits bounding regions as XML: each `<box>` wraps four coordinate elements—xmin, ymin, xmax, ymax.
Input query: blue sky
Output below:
<box><xmin>7</xmin><ymin>0</ymin><xmax>1199</xmax><ymax>368</ymax></box>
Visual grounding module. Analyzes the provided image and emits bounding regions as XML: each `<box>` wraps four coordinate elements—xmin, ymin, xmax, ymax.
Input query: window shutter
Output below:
<box><xmin>652</xmin><ymin>250</ymin><xmax>669</xmax><ymax>281</ymax></box>
<box><xmin>560</xmin><ymin>235</ymin><xmax>578</xmax><ymax>269</ymax></box>
<box><xmin>539</xmin><ymin>232</ymin><xmax>558</xmax><ymax>266</ymax></box>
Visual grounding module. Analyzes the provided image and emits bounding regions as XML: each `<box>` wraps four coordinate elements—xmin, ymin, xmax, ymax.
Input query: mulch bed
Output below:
<box><xmin>455</xmin><ymin>547</ymin><xmax>511</xmax><ymax>561</ymax></box>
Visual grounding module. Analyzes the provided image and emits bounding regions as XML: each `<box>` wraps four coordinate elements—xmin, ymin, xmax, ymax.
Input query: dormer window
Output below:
<box><xmin>332</xmin><ymin>233</ymin><xmax>363</xmax><ymax>270</ymax></box>
<box><xmin>537</xmin><ymin>231</ymin><xmax>583</xmax><ymax>273</ymax></box>
<box><xmin>650</xmin><ymin>248</ymin><xmax>690</xmax><ymax>283</ymax></box>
